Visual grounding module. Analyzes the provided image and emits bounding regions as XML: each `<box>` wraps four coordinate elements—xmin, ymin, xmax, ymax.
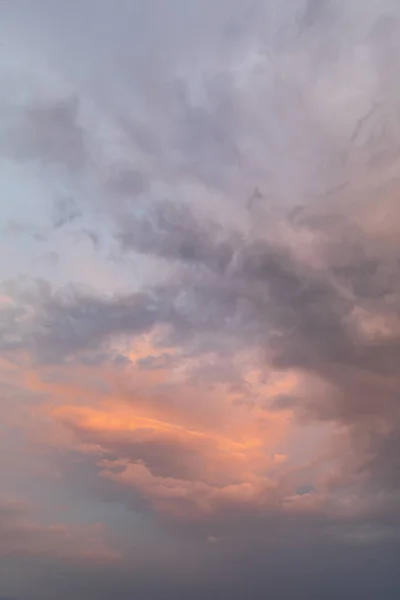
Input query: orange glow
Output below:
<box><xmin>2</xmin><ymin>342</ymin><xmax>300</xmax><ymax>518</ymax></box>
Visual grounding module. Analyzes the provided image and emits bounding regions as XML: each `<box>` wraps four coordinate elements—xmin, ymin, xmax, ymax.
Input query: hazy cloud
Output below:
<box><xmin>2</xmin><ymin>0</ymin><xmax>400</xmax><ymax>598</ymax></box>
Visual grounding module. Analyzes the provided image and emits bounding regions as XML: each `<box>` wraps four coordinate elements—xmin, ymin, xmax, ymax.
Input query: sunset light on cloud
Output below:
<box><xmin>2</xmin><ymin>1</ymin><xmax>400</xmax><ymax>598</ymax></box>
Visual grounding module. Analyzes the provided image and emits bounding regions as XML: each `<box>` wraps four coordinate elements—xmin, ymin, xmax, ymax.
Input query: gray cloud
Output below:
<box><xmin>66</xmin><ymin>426</ymin><xmax>208</xmax><ymax>482</ymax></box>
<box><xmin>117</xmin><ymin>198</ymin><xmax>238</xmax><ymax>273</ymax></box>
<box><xmin>4</xmin><ymin>189</ymin><xmax>400</xmax><ymax>509</ymax></box>
<box><xmin>137</xmin><ymin>352</ymin><xmax>176</xmax><ymax>370</ymax></box>
<box><xmin>52</xmin><ymin>197</ymin><xmax>82</xmax><ymax>229</ymax></box>
<box><xmin>0</xmin><ymin>97</ymin><xmax>87</xmax><ymax>171</ymax></box>
<box><xmin>0</xmin><ymin>279</ymin><xmax>181</xmax><ymax>362</ymax></box>
<box><xmin>2</xmin><ymin>0</ymin><xmax>400</xmax><ymax>598</ymax></box>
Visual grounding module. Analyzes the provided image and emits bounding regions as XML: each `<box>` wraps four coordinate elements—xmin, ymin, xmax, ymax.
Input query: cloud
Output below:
<box><xmin>2</xmin><ymin>0</ymin><xmax>400</xmax><ymax>597</ymax></box>
<box><xmin>51</xmin><ymin>393</ymin><xmax>286</xmax><ymax>518</ymax></box>
<box><xmin>2</xmin><ymin>173</ymin><xmax>400</xmax><ymax>520</ymax></box>
<box><xmin>0</xmin><ymin>97</ymin><xmax>87</xmax><ymax>171</ymax></box>
<box><xmin>52</xmin><ymin>197</ymin><xmax>82</xmax><ymax>229</ymax></box>
<box><xmin>0</xmin><ymin>499</ymin><xmax>118</xmax><ymax>563</ymax></box>
<box><xmin>0</xmin><ymin>279</ymin><xmax>181</xmax><ymax>361</ymax></box>
<box><xmin>117</xmin><ymin>198</ymin><xmax>238</xmax><ymax>274</ymax></box>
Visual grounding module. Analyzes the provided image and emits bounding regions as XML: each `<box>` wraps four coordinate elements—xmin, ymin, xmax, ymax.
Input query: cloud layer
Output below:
<box><xmin>2</xmin><ymin>0</ymin><xmax>400</xmax><ymax>598</ymax></box>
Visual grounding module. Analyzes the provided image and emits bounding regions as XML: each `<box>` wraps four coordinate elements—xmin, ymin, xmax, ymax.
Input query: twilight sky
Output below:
<box><xmin>1</xmin><ymin>0</ymin><xmax>400</xmax><ymax>598</ymax></box>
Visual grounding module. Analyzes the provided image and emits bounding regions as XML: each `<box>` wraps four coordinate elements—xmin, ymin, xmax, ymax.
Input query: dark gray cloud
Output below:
<box><xmin>0</xmin><ymin>279</ymin><xmax>181</xmax><ymax>362</ymax></box>
<box><xmin>117</xmin><ymin>198</ymin><xmax>238</xmax><ymax>273</ymax></box>
<box><xmin>3</xmin><ymin>490</ymin><xmax>400</xmax><ymax>600</ymax></box>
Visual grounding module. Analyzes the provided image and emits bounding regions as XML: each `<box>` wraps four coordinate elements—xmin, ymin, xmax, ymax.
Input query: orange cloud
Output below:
<box><xmin>1</xmin><ymin>340</ymin><xmax>303</xmax><ymax>519</ymax></box>
<box><xmin>49</xmin><ymin>375</ymin><xmax>292</xmax><ymax>517</ymax></box>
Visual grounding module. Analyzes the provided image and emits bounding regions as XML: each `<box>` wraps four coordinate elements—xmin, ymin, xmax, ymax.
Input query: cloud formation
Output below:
<box><xmin>2</xmin><ymin>0</ymin><xmax>400</xmax><ymax>598</ymax></box>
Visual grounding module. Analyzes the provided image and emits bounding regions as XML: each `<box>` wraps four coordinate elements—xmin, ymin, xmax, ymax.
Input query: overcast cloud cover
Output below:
<box><xmin>1</xmin><ymin>0</ymin><xmax>400</xmax><ymax>598</ymax></box>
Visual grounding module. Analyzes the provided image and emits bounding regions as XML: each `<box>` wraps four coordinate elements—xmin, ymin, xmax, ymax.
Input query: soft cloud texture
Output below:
<box><xmin>2</xmin><ymin>0</ymin><xmax>400</xmax><ymax>598</ymax></box>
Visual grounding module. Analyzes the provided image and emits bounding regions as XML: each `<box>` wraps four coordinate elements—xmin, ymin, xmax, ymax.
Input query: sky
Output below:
<box><xmin>1</xmin><ymin>0</ymin><xmax>400</xmax><ymax>598</ymax></box>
